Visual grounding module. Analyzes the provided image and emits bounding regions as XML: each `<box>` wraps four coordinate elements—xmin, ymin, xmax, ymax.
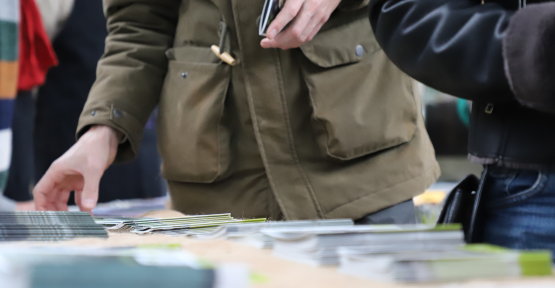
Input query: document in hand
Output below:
<box><xmin>262</xmin><ymin>224</ymin><xmax>464</xmax><ymax>266</ymax></box>
<box><xmin>195</xmin><ymin>219</ymin><xmax>354</xmax><ymax>248</ymax></box>
<box><xmin>338</xmin><ymin>244</ymin><xmax>553</xmax><ymax>283</ymax></box>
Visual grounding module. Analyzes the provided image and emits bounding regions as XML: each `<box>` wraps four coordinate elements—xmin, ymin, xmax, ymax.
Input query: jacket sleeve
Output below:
<box><xmin>368</xmin><ymin>0</ymin><xmax>515</xmax><ymax>103</ymax></box>
<box><xmin>76</xmin><ymin>0</ymin><xmax>180</xmax><ymax>162</ymax></box>
<box><xmin>503</xmin><ymin>3</ymin><xmax>555</xmax><ymax>114</ymax></box>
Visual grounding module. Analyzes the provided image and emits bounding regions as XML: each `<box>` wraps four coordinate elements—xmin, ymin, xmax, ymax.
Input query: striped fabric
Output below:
<box><xmin>0</xmin><ymin>0</ymin><xmax>19</xmax><ymax>194</ymax></box>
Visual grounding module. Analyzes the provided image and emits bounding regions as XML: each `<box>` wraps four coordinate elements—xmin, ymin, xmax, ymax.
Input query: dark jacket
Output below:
<box><xmin>369</xmin><ymin>0</ymin><xmax>555</xmax><ymax>169</ymax></box>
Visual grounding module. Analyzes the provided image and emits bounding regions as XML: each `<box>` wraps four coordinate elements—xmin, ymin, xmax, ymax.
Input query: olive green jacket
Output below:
<box><xmin>78</xmin><ymin>0</ymin><xmax>440</xmax><ymax>220</ymax></box>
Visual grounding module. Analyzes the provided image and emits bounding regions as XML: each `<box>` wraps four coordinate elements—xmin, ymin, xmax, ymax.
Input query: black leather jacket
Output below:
<box><xmin>369</xmin><ymin>0</ymin><xmax>555</xmax><ymax>169</ymax></box>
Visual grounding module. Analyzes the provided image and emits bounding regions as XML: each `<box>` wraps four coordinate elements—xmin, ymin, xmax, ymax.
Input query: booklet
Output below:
<box><xmin>97</xmin><ymin>213</ymin><xmax>266</xmax><ymax>236</ymax></box>
<box><xmin>262</xmin><ymin>224</ymin><xmax>464</xmax><ymax>266</ymax></box>
<box><xmin>338</xmin><ymin>244</ymin><xmax>553</xmax><ymax>282</ymax></box>
<box><xmin>0</xmin><ymin>211</ymin><xmax>107</xmax><ymax>241</ymax></box>
<box><xmin>196</xmin><ymin>219</ymin><xmax>354</xmax><ymax>248</ymax></box>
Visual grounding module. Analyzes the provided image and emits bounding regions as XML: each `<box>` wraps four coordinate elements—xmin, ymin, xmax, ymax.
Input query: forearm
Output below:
<box><xmin>77</xmin><ymin>0</ymin><xmax>180</xmax><ymax>162</ymax></box>
<box><xmin>369</xmin><ymin>0</ymin><xmax>515</xmax><ymax>103</ymax></box>
<box><xmin>503</xmin><ymin>3</ymin><xmax>555</xmax><ymax>114</ymax></box>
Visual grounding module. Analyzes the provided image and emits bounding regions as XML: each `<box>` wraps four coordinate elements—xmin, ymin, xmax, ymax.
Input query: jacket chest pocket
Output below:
<box><xmin>299</xmin><ymin>17</ymin><xmax>418</xmax><ymax>160</ymax></box>
<box><xmin>157</xmin><ymin>46</ymin><xmax>232</xmax><ymax>183</ymax></box>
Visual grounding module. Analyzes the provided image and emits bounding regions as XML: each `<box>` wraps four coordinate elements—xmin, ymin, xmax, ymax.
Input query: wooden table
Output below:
<box><xmin>4</xmin><ymin>210</ymin><xmax>555</xmax><ymax>288</ymax></box>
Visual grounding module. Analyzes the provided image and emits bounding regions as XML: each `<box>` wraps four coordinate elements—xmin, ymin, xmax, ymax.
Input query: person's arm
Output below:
<box><xmin>503</xmin><ymin>3</ymin><xmax>555</xmax><ymax>114</ymax></box>
<box><xmin>34</xmin><ymin>0</ymin><xmax>180</xmax><ymax>213</ymax></box>
<box><xmin>77</xmin><ymin>0</ymin><xmax>180</xmax><ymax>163</ymax></box>
<box><xmin>368</xmin><ymin>0</ymin><xmax>515</xmax><ymax>103</ymax></box>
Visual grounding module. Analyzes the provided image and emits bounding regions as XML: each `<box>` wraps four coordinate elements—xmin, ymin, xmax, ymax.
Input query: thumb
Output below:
<box><xmin>79</xmin><ymin>172</ymin><xmax>101</xmax><ymax>212</ymax></box>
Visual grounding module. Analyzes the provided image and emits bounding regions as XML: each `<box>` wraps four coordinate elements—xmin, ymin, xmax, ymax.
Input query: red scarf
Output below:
<box><xmin>17</xmin><ymin>0</ymin><xmax>58</xmax><ymax>91</ymax></box>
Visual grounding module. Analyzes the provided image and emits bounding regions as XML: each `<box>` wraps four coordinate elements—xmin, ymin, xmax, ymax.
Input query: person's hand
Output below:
<box><xmin>260</xmin><ymin>0</ymin><xmax>342</xmax><ymax>49</ymax></box>
<box><xmin>33</xmin><ymin>125</ymin><xmax>119</xmax><ymax>213</ymax></box>
<box><xmin>15</xmin><ymin>200</ymin><xmax>36</xmax><ymax>211</ymax></box>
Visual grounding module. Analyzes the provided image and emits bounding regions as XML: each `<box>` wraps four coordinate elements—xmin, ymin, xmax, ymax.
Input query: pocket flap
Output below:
<box><xmin>299</xmin><ymin>17</ymin><xmax>381</xmax><ymax>68</ymax></box>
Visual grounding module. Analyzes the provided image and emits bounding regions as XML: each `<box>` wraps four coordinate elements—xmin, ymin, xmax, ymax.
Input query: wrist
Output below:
<box><xmin>85</xmin><ymin>125</ymin><xmax>119</xmax><ymax>161</ymax></box>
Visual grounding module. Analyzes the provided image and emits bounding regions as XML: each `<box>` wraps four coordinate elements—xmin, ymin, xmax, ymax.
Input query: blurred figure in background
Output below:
<box><xmin>0</xmin><ymin>0</ymin><xmax>20</xmax><ymax>210</ymax></box>
<box><xmin>1</xmin><ymin>0</ymin><xmax>56</xmax><ymax>210</ymax></box>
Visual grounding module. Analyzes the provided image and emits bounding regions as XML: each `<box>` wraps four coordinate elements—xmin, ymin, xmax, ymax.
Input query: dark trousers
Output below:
<box><xmin>4</xmin><ymin>91</ymin><xmax>34</xmax><ymax>202</ymax></box>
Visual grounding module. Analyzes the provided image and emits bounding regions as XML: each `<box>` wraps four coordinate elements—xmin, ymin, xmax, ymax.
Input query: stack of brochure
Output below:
<box><xmin>0</xmin><ymin>211</ymin><xmax>107</xmax><ymax>241</ymax></box>
<box><xmin>0</xmin><ymin>246</ymin><xmax>249</xmax><ymax>288</ymax></box>
<box><xmin>338</xmin><ymin>244</ymin><xmax>553</xmax><ymax>282</ymax></box>
<box><xmin>96</xmin><ymin>213</ymin><xmax>266</xmax><ymax>235</ymax></box>
<box><xmin>263</xmin><ymin>224</ymin><xmax>464</xmax><ymax>266</ymax></box>
<box><xmin>196</xmin><ymin>219</ymin><xmax>354</xmax><ymax>248</ymax></box>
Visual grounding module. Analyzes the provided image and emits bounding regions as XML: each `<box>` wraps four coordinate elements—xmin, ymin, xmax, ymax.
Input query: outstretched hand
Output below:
<box><xmin>33</xmin><ymin>125</ymin><xmax>119</xmax><ymax>213</ymax></box>
<box><xmin>260</xmin><ymin>0</ymin><xmax>342</xmax><ymax>50</ymax></box>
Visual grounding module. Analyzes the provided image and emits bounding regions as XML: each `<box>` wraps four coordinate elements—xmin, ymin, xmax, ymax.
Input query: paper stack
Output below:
<box><xmin>338</xmin><ymin>244</ymin><xmax>553</xmax><ymax>282</ymax></box>
<box><xmin>0</xmin><ymin>246</ymin><xmax>249</xmax><ymax>288</ymax></box>
<box><xmin>196</xmin><ymin>219</ymin><xmax>354</xmax><ymax>248</ymax></box>
<box><xmin>0</xmin><ymin>211</ymin><xmax>107</xmax><ymax>241</ymax></box>
<box><xmin>96</xmin><ymin>213</ymin><xmax>266</xmax><ymax>235</ymax></box>
<box><xmin>263</xmin><ymin>224</ymin><xmax>464</xmax><ymax>266</ymax></box>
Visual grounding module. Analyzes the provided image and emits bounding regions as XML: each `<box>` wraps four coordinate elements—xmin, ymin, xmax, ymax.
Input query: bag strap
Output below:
<box><xmin>437</xmin><ymin>174</ymin><xmax>479</xmax><ymax>223</ymax></box>
<box><xmin>466</xmin><ymin>165</ymin><xmax>490</xmax><ymax>243</ymax></box>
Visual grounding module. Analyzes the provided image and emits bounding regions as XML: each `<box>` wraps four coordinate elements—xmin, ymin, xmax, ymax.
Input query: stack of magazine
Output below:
<box><xmin>96</xmin><ymin>213</ymin><xmax>266</xmax><ymax>236</ymax></box>
<box><xmin>0</xmin><ymin>211</ymin><xmax>107</xmax><ymax>241</ymax></box>
<box><xmin>338</xmin><ymin>244</ymin><xmax>553</xmax><ymax>282</ymax></box>
<box><xmin>0</xmin><ymin>245</ymin><xmax>249</xmax><ymax>288</ymax></box>
<box><xmin>196</xmin><ymin>219</ymin><xmax>354</xmax><ymax>248</ymax></box>
<box><xmin>262</xmin><ymin>224</ymin><xmax>465</xmax><ymax>266</ymax></box>
<box><xmin>262</xmin><ymin>224</ymin><xmax>553</xmax><ymax>282</ymax></box>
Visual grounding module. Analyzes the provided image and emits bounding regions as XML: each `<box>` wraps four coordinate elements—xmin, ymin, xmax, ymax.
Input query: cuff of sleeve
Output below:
<box><xmin>503</xmin><ymin>3</ymin><xmax>555</xmax><ymax>114</ymax></box>
<box><xmin>337</xmin><ymin>0</ymin><xmax>369</xmax><ymax>11</ymax></box>
<box><xmin>0</xmin><ymin>196</ymin><xmax>16</xmax><ymax>211</ymax></box>
<box><xmin>76</xmin><ymin>104</ymin><xmax>144</xmax><ymax>163</ymax></box>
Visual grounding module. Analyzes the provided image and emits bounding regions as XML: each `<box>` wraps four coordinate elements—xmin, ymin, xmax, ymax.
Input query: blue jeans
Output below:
<box><xmin>482</xmin><ymin>166</ymin><xmax>555</xmax><ymax>259</ymax></box>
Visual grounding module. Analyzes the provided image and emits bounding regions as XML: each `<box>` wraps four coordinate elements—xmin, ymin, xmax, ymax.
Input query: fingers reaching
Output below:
<box><xmin>55</xmin><ymin>190</ymin><xmax>71</xmax><ymax>212</ymax></box>
<box><xmin>77</xmin><ymin>172</ymin><xmax>101</xmax><ymax>213</ymax></box>
<box><xmin>33</xmin><ymin>164</ymin><xmax>63</xmax><ymax>211</ymax></box>
<box><xmin>32</xmin><ymin>125</ymin><xmax>117</xmax><ymax>213</ymax></box>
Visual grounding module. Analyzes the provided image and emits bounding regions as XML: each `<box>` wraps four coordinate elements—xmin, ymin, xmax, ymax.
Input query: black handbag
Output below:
<box><xmin>437</xmin><ymin>166</ymin><xmax>490</xmax><ymax>243</ymax></box>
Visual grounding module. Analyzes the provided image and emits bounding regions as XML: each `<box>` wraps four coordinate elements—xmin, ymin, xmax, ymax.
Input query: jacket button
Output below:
<box><xmin>356</xmin><ymin>45</ymin><xmax>365</xmax><ymax>57</ymax></box>
<box><xmin>91</xmin><ymin>111</ymin><xmax>96</xmax><ymax>116</ymax></box>
<box><xmin>181</xmin><ymin>72</ymin><xmax>188</xmax><ymax>78</ymax></box>
<box><xmin>113</xmin><ymin>109</ymin><xmax>124</xmax><ymax>118</ymax></box>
